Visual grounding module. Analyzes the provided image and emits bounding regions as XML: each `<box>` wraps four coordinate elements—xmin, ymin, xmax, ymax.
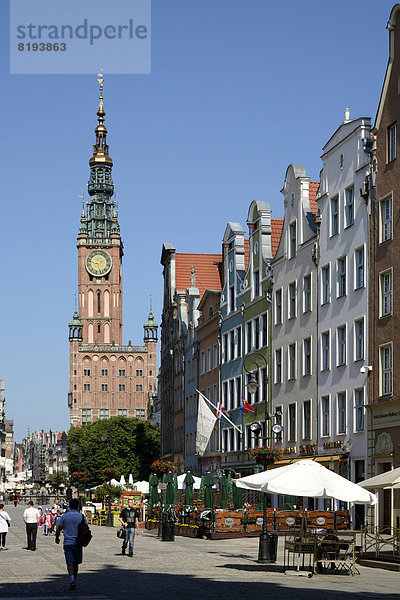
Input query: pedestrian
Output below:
<box><xmin>13</xmin><ymin>494</ymin><xmax>19</xmax><ymax>508</ymax></box>
<box><xmin>55</xmin><ymin>498</ymin><xmax>88</xmax><ymax>590</ymax></box>
<box><xmin>0</xmin><ymin>503</ymin><xmax>11</xmax><ymax>550</ymax></box>
<box><xmin>23</xmin><ymin>500</ymin><xmax>40</xmax><ymax>551</ymax></box>
<box><xmin>118</xmin><ymin>497</ymin><xmax>140</xmax><ymax>557</ymax></box>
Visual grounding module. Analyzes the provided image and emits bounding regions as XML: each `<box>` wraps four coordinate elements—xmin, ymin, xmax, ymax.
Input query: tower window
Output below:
<box><xmin>97</xmin><ymin>292</ymin><xmax>101</xmax><ymax>313</ymax></box>
<box><xmin>119</xmin><ymin>369</ymin><xmax>126</xmax><ymax>376</ymax></box>
<box><xmin>136</xmin><ymin>369</ymin><xmax>143</xmax><ymax>377</ymax></box>
<box><xmin>101</xmin><ymin>369</ymin><xmax>108</xmax><ymax>376</ymax></box>
<box><xmin>97</xmin><ymin>324</ymin><xmax>101</xmax><ymax>334</ymax></box>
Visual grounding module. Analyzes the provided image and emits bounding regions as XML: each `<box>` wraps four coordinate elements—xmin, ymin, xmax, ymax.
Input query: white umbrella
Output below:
<box><xmin>128</xmin><ymin>473</ymin><xmax>134</xmax><ymax>486</ymax></box>
<box><xmin>358</xmin><ymin>466</ymin><xmax>400</xmax><ymax>489</ymax></box>
<box><xmin>119</xmin><ymin>475</ymin><xmax>126</xmax><ymax>487</ymax></box>
<box><xmin>236</xmin><ymin>460</ymin><xmax>377</xmax><ymax>505</ymax></box>
<box><xmin>133</xmin><ymin>480</ymin><xmax>149</xmax><ymax>494</ymax></box>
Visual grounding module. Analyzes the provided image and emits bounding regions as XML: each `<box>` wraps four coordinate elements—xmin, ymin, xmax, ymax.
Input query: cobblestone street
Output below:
<box><xmin>0</xmin><ymin>505</ymin><xmax>399</xmax><ymax>599</ymax></box>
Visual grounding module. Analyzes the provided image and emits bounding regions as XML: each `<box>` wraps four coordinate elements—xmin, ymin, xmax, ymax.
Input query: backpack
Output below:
<box><xmin>77</xmin><ymin>514</ymin><xmax>92</xmax><ymax>547</ymax></box>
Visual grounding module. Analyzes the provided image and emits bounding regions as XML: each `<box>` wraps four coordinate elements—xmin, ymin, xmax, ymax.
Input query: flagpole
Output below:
<box><xmin>196</xmin><ymin>389</ymin><xmax>242</xmax><ymax>434</ymax></box>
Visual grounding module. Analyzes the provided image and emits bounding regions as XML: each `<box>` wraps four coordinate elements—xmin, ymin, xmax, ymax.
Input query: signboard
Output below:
<box><xmin>158</xmin><ymin>483</ymin><xmax>167</xmax><ymax>490</ymax></box>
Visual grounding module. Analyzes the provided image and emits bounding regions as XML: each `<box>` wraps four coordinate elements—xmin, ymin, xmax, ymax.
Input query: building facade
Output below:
<box><xmin>369</xmin><ymin>4</ymin><xmax>400</xmax><ymax>529</ymax></box>
<box><xmin>160</xmin><ymin>245</ymin><xmax>222</xmax><ymax>469</ymax></box>
<box><xmin>271</xmin><ymin>167</ymin><xmax>319</xmax><ymax>473</ymax></box>
<box><xmin>318</xmin><ymin>114</ymin><xmax>371</xmax><ymax>525</ymax></box>
<box><xmin>196</xmin><ymin>289</ymin><xmax>221</xmax><ymax>474</ymax></box>
<box><xmin>68</xmin><ymin>77</ymin><xmax>157</xmax><ymax>427</ymax></box>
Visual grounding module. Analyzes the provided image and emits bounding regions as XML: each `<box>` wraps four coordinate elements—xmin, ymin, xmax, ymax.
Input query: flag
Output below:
<box><xmin>195</xmin><ymin>393</ymin><xmax>218</xmax><ymax>456</ymax></box>
<box><xmin>240</xmin><ymin>397</ymin><xmax>255</xmax><ymax>413</ymax></box>
<box><xmin>216</xmin><ymin>401</ymin><xmax>227</xmax><ymax>420</ymax></box>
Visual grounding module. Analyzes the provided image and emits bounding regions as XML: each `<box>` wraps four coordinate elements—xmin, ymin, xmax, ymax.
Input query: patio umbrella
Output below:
<box><xmin>184</xmin><ymin>471</ymin><xmax>195</xmax><ymax>506</ymax></box>
<box><xmin>128</xmin><ymin>473</ymin><xmax>134</xmax><ymax>486</ymax></box>
<box><xmin>358</xmin><ymin>466</ymin><xmax>400</xmax><ymax>489</ymax></box>
<box><xmin>133</xmin><ymin>480</ymin><xmax>149</xmax><ymax>494</ymax></box>
<box><xmin>173</xmin><ymin>473</ymin><xmax>178</xmax><ymax>504</ymax></box>
<box><xmin>236</xmin><ymin>460</ymin><xmax>377</xmax><ymax>505</ymax></box>
<box><xmin>220</xmin><ymin>474</ymin><xmax>229</xmax><ymax>508</ymax></box>
<box><xmin>177</xmin><ymin>473</ymin><xmax>202</xmax><ymax>490</ymax></box>
<box><xmin>203</xmin><ymin>472</ymin><xmax>215</xmax><ymax>509</ymax></box>
<box><xmin>233</xmin><ymin>481</ymin><xmax>243</xmax><ymax>509</ymax></box>
<box><xmin>119</xmin><ymin>474</ymin><xmax>126</xmax><ymax>487</ymax></box>
<box><xmin>149</xmin><ymin>473</ymin><xmax>159</xmax><ymax>508</ymax></box>
<box><xmin>164</xmin><ymin>471</ymin><xmax>175</xmax><ymax>506</ymax></box>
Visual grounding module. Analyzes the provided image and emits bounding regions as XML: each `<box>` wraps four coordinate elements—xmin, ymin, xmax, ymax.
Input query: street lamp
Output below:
<box><xmin>101</xmin><ymin>430</ymin><xmax>114</xmax><ymax>527</ymax></box>
<box><xmin>244</xmin><ymin>351</ymin><xmax>281</xmax><ymax>564</ymax></box>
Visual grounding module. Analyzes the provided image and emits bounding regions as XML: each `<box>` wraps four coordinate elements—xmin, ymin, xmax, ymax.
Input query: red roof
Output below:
<box><xmin>175</xmin><ymin>253</ymin><xmax>222</xmax><ymax>300</ymax></box>
<box><xmin>271</xmin><ymin>219</ymin><xmax>284</xmax><ymax>257</ymax></box>
<box><xmin>309</xmin><ymin>181</ymin><xmax>319</xmax><ymax>215</ymax></box>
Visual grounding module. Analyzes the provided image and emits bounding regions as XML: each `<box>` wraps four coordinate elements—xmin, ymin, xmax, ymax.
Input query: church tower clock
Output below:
<box><xmin>68</xmin><ymin>75</ymin><xmax>157</xmax><ymax>427</ymax></box>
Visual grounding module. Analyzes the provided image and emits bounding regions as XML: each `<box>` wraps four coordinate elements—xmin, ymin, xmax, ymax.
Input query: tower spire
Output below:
<box><xmin>89</xmin><ymin>71</ymin><xmax>112</xmax><ymax>165</ymax></box>
<box><xmin>84</xmin><ymin>73</ymin><xmax>119</xmax><ymax>240</ymax></box>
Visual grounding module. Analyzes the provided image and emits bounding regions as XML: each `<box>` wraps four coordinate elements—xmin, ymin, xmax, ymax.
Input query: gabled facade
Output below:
<box><xmin>220</xmin><ymin>223</ymin><xmax>247</xmax><ymax>470</ymax></box>
<box><xmin>196</xmin><ymin>289</ymin><xmax>221</xmax><ymax>475</ymax></box>
<box><xmin>369</xmin><ymin>4</ymin><xmax>400</xmax><ymax>529</ymax></box>
<box><xmin>318</xmin><ymin>113</ymin><xmax>371</xmax><ymax>525</ymax></box>
<box><xmin>242</xmin><ymin>201</ymin><xmax>278</xmax><ymax>455</ymax></box>
<box><xmin>271</xmin><ymin>166</ymin><xmax>319</xmax><ymax>472</ymax></box>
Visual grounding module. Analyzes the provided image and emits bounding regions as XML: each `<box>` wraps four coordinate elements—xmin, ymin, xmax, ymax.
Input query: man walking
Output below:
<box><xmin>118</xmin><ymin>497</ymin><xmax>140</xmax><ymax>557</ymax></box>
<box><xmin>23</xmin><ymin>500</ymin><xmax>40</xmax><ymax>551</ymax></box>
<box><xmin>55</xmin><ymin>498</ymin><xmax>88</xmax><ymax>590</ymax></box>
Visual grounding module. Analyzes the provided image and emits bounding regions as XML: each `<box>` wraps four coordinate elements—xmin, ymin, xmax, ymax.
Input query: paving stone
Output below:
<box><xmin>1</xmin><ymin>504</ymin><xmax>400</xmax><ymax>599</ymax></box>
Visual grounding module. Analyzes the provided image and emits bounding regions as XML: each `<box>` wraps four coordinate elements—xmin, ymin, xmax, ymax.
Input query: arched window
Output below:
<box><xmin>97</xmin><ymin>323</ymin><xmax>101</xmax><ymax>334</ymax></box>
<box><xmin>97</xmin><ymin>291</ymin><xmax>101</xmax><ymax>314</ymax></box>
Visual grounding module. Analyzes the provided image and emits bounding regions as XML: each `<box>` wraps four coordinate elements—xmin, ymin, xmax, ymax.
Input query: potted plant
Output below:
<box><xmin>150</xmin><ymin>459</ymin><xmax>175</xmax><ymax>478</ymax></box>
<box><xmin>249</xmin><ymin>446</ymin><xmax>284</xmax><ymax>468</ymax></box>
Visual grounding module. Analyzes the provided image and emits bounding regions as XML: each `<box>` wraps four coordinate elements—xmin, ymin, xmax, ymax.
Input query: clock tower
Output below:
<box><xmin>68</xmin><ymin>76</ymin><xmax>158</xmax><ymax>427</ymax></box>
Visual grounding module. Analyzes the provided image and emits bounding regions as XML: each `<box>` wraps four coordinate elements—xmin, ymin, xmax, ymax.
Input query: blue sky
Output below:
<box><xmin>0</xmin><ymin>0</ymin><xmax>396</xmax><ymax>441</ymax></box>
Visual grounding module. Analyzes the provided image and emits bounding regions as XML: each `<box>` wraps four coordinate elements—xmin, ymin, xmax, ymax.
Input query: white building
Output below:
<box><xmin>271</xmin><ymin>165</ymin><xmax>319</xmax><ymax>490</ymax></box>
<box><xmin>317</xmin><ymin>112</ymin><xmax>371</xmax><ymax>526</ymax></box>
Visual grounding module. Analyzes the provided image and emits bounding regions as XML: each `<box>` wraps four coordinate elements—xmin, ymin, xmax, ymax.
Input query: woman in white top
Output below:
<box><xmin>0</xmin><ymin>503</ymin><xmax>11</xmax><ymax>550</ymax></box>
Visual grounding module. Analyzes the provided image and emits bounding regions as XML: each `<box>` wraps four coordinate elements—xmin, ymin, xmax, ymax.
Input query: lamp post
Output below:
<box><xmin>244</xmin><ymin>351</ymin><xmax>282</xmax><ymax>564</ymax></box>
<box><xmin>101</xmin><ymin>430</ymin><xmax>114</xmax><ymax>527</ymax></box>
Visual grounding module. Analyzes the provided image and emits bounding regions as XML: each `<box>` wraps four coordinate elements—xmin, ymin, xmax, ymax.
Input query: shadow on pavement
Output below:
<box><xmin>1</xmin><ymin>563</ymin><xmax>400</xmax><ymax>600</ymax></box>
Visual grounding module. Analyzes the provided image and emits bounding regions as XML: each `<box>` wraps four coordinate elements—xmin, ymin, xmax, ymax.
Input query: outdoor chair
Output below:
<box><xmin>335</xmin><ymin>543</ymin><xmax>358</xmax><ymax>575</ymax></box>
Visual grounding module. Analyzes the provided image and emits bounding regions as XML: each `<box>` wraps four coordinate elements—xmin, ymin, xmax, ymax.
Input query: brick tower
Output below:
<box><xmin>68</xmin><ymin>75</ymin><xmax>158</xmax><ymax>427</ymax></box>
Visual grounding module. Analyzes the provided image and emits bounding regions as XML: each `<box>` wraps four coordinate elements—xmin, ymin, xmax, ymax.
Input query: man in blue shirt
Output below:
<box><xmin>55</xmin><ymin>498</ymin><xmax>87</xmax><ymax>590</ymax></box>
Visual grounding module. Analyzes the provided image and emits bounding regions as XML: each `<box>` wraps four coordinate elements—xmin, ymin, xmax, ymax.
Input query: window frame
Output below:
<box><xmin>288</xmin><ymin>343</ymin><xmax>296</xmax><ymax>380</ymax></box>
<box><xmin>354</xmin><ymin>318</ymin><xmax>365</xmax><ymax>362</ymax></box>
<box><xmin>321</xmin><ymin>264</ymin><xmax>330</xmax><ymax>305</ymax></box>
<box><xmin>337</xmin><ymin>256</ymin><xmax>347</xmax><ymax>298</ymax></box>
<box><xmin>354</xmin><ymin>388</ymin><xmax>365</xmax><ymax>433</ymax></box>
<box><xmin>303</xmin><ymin>399</ymin><xmax>311</xmax><ymax>440</ymax></box>
<box><xmin>330</xmin><ymin>195</ymin><xmax>339</xmax><ymax>236</ymax></box>
<box><xmin>388</xmin><ymin>123</ymin><xmax>397</xmax><ymax>163</ymax></box>
<box><xmin>275</xmin><ymin>348</ymin><xmax>282</xmax><ymax>384</ymax></box>
<box><xmin>345</xmin><ymin>186</ymin><xmax>354</xmax><ymax>228</ymax></box>
<box><xmin>303</xmin><ymin>337</ymin><xmax>312</xmax><ymax>376</ymax></box>
<box><xmin>321</xmin><ymin>330</ymin><xmax>330</xmax><ymax>371</ymax></box>
<box><xmin>303</xmin><ymin>274</ymin><xmax>312</xmax><ymax>313</ymax></box>
<box><xmin>289</xmin><ymin>221</ymin><xmax>297</xmax><ymax>258</ymax></box>
<box><xmin>288</xmin><ymin>281</ymin><xmax>297</xmax><ymax>319</ymax></box>
<box><xmin>321</xmin><ymin>396</ymin><xmax>330</xmax><ymax>437</ymax></box>
<box><xmin>380</xmin><ymin>269</ymin><xmax>393</xmax><ymax>317</ymax></box>
<box><xmin>380</xmin><ymin>195</ymin><xmax>393</xmax><ymax>243</ymax></box>
<box><xmin>337</xmin><ymin>324</ymin><xmax>347</xmax><ymax>367</ymax></box>
<box><xmin>337</xmin><ymin>392</ymin><xmax>347</xmax><ymax>435</ymax></box>
<box><xmin>275</xmin><ymin>288</ymin><xmax>283</xmax><ymax>324</ymax></box>
<box><xmin>355</xmin><ymin>246</ymin><xmax>365</xmax><ymax>290</ymax></box>
<box><xmin>380</xmin><ymin>343</ymin><xmax>393</xmax><ymax>397</ymax></box>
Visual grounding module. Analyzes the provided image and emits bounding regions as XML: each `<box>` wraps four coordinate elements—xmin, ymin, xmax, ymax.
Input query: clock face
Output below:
<box><xmin>85</xmin><ymin>250</ymin><xmax>112</xmax><ymax>277</ymax></box>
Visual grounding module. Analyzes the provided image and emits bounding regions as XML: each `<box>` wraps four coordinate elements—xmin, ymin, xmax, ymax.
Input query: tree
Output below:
<box><xmin>46</xmin><ymin>471</ymin><xmax>69</xmax><ymax>490</ymax></box>
<box><xmin>67</xmin><ymin>417</ymin><xmax>161</xmax><ymax>487</ymax></box>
